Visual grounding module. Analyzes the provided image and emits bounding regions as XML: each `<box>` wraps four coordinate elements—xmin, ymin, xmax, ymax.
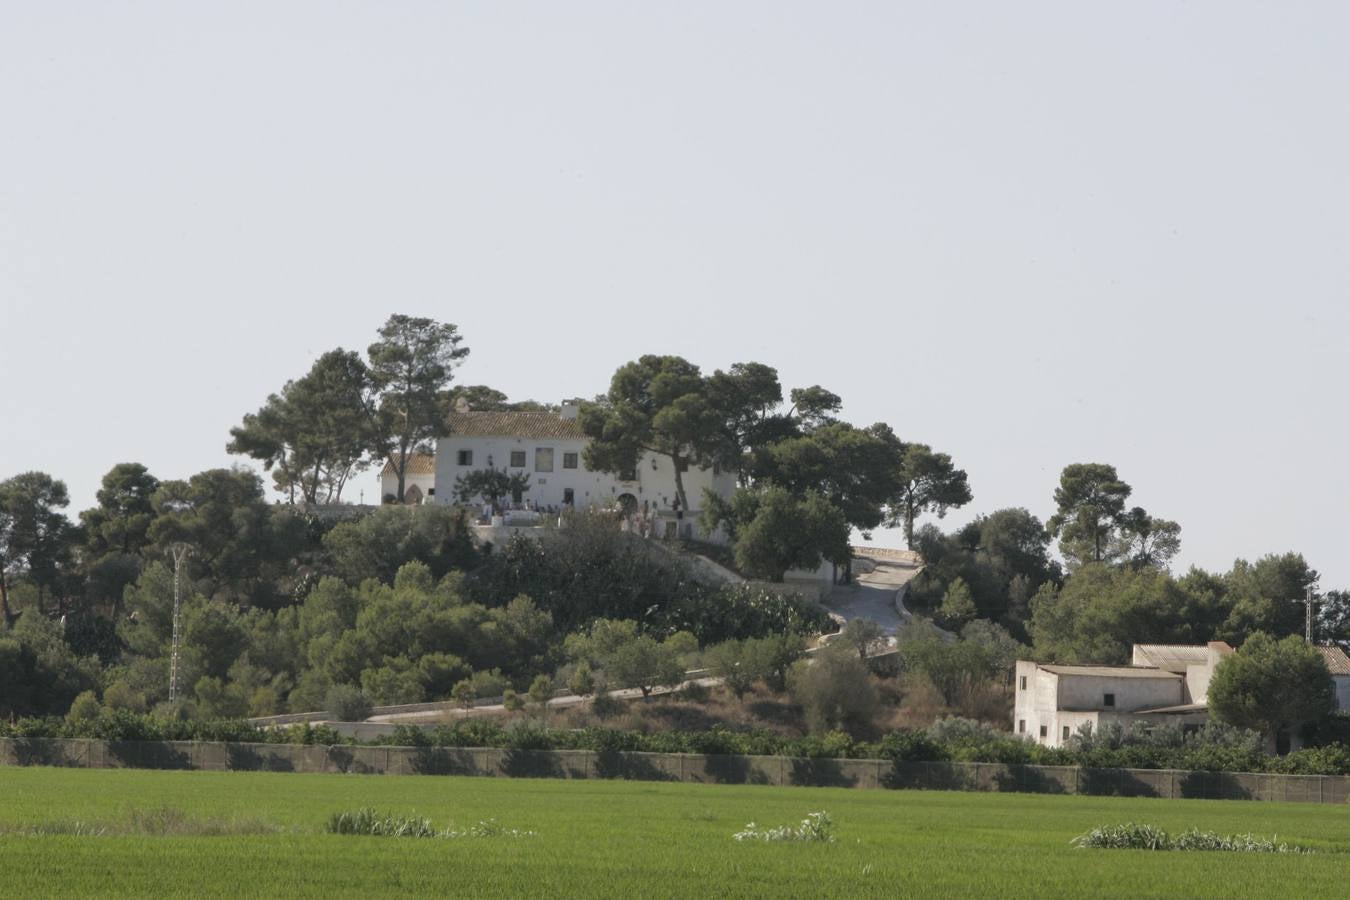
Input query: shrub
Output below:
<box><xmin>324</xmin><ymin>684</ymin><xmax>372</xmax><ymax>722</ymax></box>
<box><xmin>325</xmin><ymin>808</ymin><xmax>535</xmax><ymax>839</ymax></box>
<box><xmin>527</xmin><ymin>675</ymin><xmax>553</xmax><ymax>707</ymax></box>
<box><xmin>567</xmin><ymin>662</ymin><xmax>595</xmax><ymax>698</ymax></box>
<box><xmin>502</xmin><ymin>689</ymin><xmax>524</xmax><ymax>712</ymax></box>
<box><xmin>590</xmin><ymin>687</ymin><xmax>623</xmax><ymax>719</ymax></box>
<box><xmin>327</xmin><ymin>809</ymin><xmax>438</xmax><ymax>838</ymax></box>
<box><xmin>1071</xmin><ymin>823</ymin><xmax>1171</xmax><ymax>850</ymax></box>
<box><xmin>787</xmin><ymin>647</ymin><xmax>877</xmax><ymax>733</ymax></box>
<box><xmin>66</xmin><ymin>690</ymin><xmax>102</xmax><ymax>723</ymax></box>
<box><xmin>877</xmin><ymin>729</ymin><xmax>947</xmax><ymax>763</ymax></box>
<box><xmin>733</xmin><ymin>812</ymin><xmax>835</xmax><ymax>843</ymax></box>
<box><xmin>102</xmin><ymin>681</ymin><xmax>148</xmax><ymax>714</ymax></box>
<box><xmin>1072</xmin><ymin>823</ymin><xmax>1313</xmax><ymax>854</ymax></box>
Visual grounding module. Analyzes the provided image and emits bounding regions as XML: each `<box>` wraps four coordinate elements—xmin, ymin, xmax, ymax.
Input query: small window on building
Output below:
<box><xmin>563</xmin><ymin>452</ymin><xmax>578</xmax><ymax>469</ymax></box>
<box><xmin>1039</xmin><ymin>725</ymin><xmax>1047</xmax><ymax>739</ymax></box>
<box><xmin>535</xmin><ymin>448</ymin><xmax>554</xmax><ymax>472</ymax></box>
<box><xmin>510</xmin><ymin>450</ymin><xmax>526</xmax><ymax>468</ymax></box>
<box><xmin>1103</xmin><ymin>693</ymin><xmax>1115</xmax><ymax>708</ymax></box>
<box><xmin>1062</xmin><ymin>726</ymin><xmax>1070</xmax><ymax>741</ymax></box>
<box><xmin>457</xmin><ymin>450</ymin><xmax>473</xmax><ymax>466</ymax></box>
<box><xmin>1019</xmin><ymin>676</ymin><xmax>1027</xmax><ymax>690</ymax></box>
<box><xmin>427</xmin><ymin>488</ymin><xmax>435</xmax><ymax>496</ymax></box>
<box><xmin>1017</xmin><ymin>720</ymin><xmax>1025</xmax><ymax>734</ymax></box>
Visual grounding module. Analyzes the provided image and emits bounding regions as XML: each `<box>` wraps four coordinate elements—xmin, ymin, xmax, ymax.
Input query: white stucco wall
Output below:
<box><xmin>1333</xmin><ymin>675</ymin><xmax>1350</xmax><ymax>712</ymax></box>
<box><xmin>1055</xmin><ymin>673</ymin><xmax>1182</xmax><ymax>713</ymax></box>
<box><xmin>433</xmin><ymin>435</ymin><xmax>736</xmax><ymax>538</ymax></box>
<box><xmin>380</xmin><ymin>471</ymin><xmax>436</xmax><ymax>503</ymax></box>
<box><xmin>1014</xmin><ymin>662</ymin><xmax>1191</xmax><ymax>748</ymax></box>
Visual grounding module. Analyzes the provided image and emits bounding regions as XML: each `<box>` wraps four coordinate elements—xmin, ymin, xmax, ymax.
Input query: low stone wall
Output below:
<box><xmin>1</xmin><ymin>738</ymin><xmax>1346</xmax><ymax>804</ymax></box>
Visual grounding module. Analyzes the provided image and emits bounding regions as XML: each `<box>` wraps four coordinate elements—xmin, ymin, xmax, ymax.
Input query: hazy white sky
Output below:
<box><xmin>2</xmin><ymin>3</ymin><xmax>1347</xmax><ymax>586</ymax></box>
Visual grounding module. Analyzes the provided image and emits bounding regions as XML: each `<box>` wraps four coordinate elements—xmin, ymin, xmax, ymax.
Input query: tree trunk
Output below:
<box><xmin>0</xmin><ymin>573</ymin><xmax>14</xmax><ymax>628</ymax></box>
<box><xmin>904</xmin><ymin>493</ymin><xmax>917</xmax><ymax>550</ymax></box>
<box><xmin>395</xmin><ymin>435</ymin><xmax>411</xmax><ymax>503</ymax></box>
<box><xmin>671</xmin><ymin>454</ymin><xmax>689</xmax><ymax>517</ymax></box>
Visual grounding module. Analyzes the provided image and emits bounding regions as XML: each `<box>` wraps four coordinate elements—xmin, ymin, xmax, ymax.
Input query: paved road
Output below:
<box><xmin>366</xmin><ymin>676</ymin><xmax>726</xmax><ymax>725</ymax></box>
<box><xmin>823</xmin><ymin>550</ymin><xmax>924</xmax><ymax>636</ymax></box>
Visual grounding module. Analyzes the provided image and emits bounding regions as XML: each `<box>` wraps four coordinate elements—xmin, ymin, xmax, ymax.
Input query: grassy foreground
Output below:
<box><xmin>1</xmin><ymin>767</ymin><xmax>1349</xmax><ymax>898</ymax></box>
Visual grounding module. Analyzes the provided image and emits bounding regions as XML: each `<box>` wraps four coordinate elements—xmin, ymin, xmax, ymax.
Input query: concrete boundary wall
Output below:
<box><xmin>1</xmin><ymin>738</ymin><xmax>1346</xmax><ymax>804</ymax></box>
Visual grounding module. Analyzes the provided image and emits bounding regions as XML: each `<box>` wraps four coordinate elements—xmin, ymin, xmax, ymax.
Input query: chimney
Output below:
<box><xmin>559</xmin><ymin>400</ymin><xmax>579</xmax><ymax>420</ymax></box>
<box><xmin>454</xmin><ymin>396</ymin><xmax>471</xmax><ymax>413</ymax></box>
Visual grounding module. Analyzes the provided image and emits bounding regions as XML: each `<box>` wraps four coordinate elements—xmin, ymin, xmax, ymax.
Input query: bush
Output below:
<box><xmin>527</xmin><ymin>675</ymin><xmax>553</xmax><ymax>706</ymax></box>
<box><xmin>1071</xmin><ymin>823</ymin><xmax>1170</xmax><ymax>850</ymax></box>
<box><xmin>324</xmin><ymin>684</ymin><xmax>372</xmax><ymax>722</ymax></box>
<box><xmin>590</xmin><ymin>688</ymin><xmax>623</xmax><ymax>720</ymax></box>
<box><xmin>733</xmin><ymin>811</ymin><xmax>835</xmax><ymax>843</ymax></box>
<box><xmin>327</xmin><ymin>809</ymin><xmax>438</xmax><ymax>838</ymax></box>
<box><xmin>66</xmin><ymin>690</ymin><xmax>102</xmax><ymax>723</ymax></box>
<box><xmin>877</xmin><ymin>729</ymin><xmax>947</xmax><ymax>763</ymax></box>
<box><xmin>1072</xmin><ymin>823</ymin><xmax>1313</xmax><ymax>854</ymax></box>
<box><xmin>787</xmin><ymin>648</ymin><xmax>877</xmax><ymax>734</ymax></box>
<box><xmin>102</xmin><ymin>681</ymin><xmax>148</xmax><ymax>714</ymax></box>
<box><xmin>567</xmin><ymin>663</ymin><xmax>595</xmax><ymax>698</ymax></box>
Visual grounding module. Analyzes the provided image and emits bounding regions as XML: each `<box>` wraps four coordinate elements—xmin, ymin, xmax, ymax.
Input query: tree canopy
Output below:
<box><xmin>228</xmin><ymin>349</ymin><xmax>380</xmax><ymax>505</ymax></box>
<box><xmin>886</xmin><ymin>443</ymin><xmax>972</xmax><ymax>550</ymax></box>
<box><xmin>1208</xmin><ymin>632</ymin><xmax>1335</xmax><ymax>738</ymax></box>
<box><xmin>368</xmin><ymin>315</ymin><xmax>470</xmax><ymax>502</ymax></box>
<box><xmin>1046</xmin><ymin>463</ymin><xmax>1135</xmax><ymax>566</ymax></box>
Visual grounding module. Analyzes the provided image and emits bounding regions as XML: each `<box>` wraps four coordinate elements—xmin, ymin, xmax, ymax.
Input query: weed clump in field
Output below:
<box><xmin>327</xmin><ymin>809</ymin><xmax>438</xmax><ymax>837</ymax></box>
<box><xmin>326</xmin><ymin>809</ymin><xmax>535</xmax><ymax>839</ymax></box>
<box><xmin>1072</xmin><ymin>823</ymin><xmax>1313</xmax><ymax>854</ymax></box>
<box><xmin>2</xmin><ymin>820</ymin><xmax>110</xmax><ymax>837</ymax></box>
<box><xmin>0</xmin><ymin>808</ymin><xmax>281</xmax><ymax>838</ymax></box>
<box><xmin>733</xmin><ymin>811</ymin><xmax>835</xmax><ymax>843</ymax></box>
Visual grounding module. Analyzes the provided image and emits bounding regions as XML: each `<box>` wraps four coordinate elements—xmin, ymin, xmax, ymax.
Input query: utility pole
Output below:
<box><xmin>167</xmin><ymin>543</ymin><xmax>192</xmax><ymax>703</ymax></box>
<box><xmin>1294</xmin><ymin>584</ymin><xmax>1317</xmax><ymax>645</ymax></box>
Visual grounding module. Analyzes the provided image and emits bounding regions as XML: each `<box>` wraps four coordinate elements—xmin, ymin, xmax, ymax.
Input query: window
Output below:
<box><xmin>563</xmin><ymin>452</ymin><xmax>578</xmax><ymax>470</ymax></box>
<box><xmin>427</xmin><ymin>488</ymin><xmax>435</xmax><ymax>496</ymax></box>
<box><xmin>1103</xmin><ymin>693</ymin><xmax>1115</xmax><ymax>708</ymax></box>
<box><xmin>1017</xmin><ymin>720</ymin><xmax>1026</xmax><ymax>734</ymax></box>
<box><xmin>1039</xmin><ymin>725</ymin><xmax>1047</xmax><ymax>739</ymax></box>
<box><xmin>1019</xmin><ymin>676</ymin><xmax>1027</xmax><ymax>690</ymax></box>
<box><xmin>457</xmin><ymin>449</ymin><xmax>473</xmax><ymax>466</ymax></box>
<box><xmin>535</xmin><ymin>448</ymin><xmax>554</xmax><ymax>472</ymax></box>
<box><xmin>510</xmin><ymin>450</ymin><xmax>526</xmax><ymax>468</ymax></box>
<box><xmin>1062</xmin><ymin>726</ymin><xmax>1070</xmax><ymax>741</ymax></box>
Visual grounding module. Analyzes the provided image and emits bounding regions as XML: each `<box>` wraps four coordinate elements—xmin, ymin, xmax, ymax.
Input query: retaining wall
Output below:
<box><xmin>1</xmin><ymin>738</ymin><xmax>1346</xmax><ymax>803</ymax></box>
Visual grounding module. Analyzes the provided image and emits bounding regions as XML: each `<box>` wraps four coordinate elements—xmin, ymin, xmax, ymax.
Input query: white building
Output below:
<box><xmin>380</xmin><ymin>453</ymin><xmax>437</xmax><ymax>504</ymax></box>
<box><xmin>1315</xmin><ymin>645</ymin><xmax>1350</xmax><ymax>712</ymax></box>
<box><xmin>1013</xmin><ymin>642</ymin><xmax>1233</xmax><ymax>748</ymax></box>
<box><xmin>431</xmin><ymin>402</ymin><xmax>737</xmax><ymax>540</ymax></box>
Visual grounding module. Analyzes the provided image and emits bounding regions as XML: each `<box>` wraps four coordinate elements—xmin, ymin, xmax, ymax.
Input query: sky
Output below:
<box><xmin>2</xmin><ymin>3</ymin><xmax>1348</xmax><ymax>586</ymax></box>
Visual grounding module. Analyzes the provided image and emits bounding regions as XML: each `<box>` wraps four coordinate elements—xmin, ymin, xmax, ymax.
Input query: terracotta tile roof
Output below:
<box><xmin>446</xmin><ymin>410</ymin><xmax>586</xmax><ymax>440</ymax></box>
<box><xmin>1316</xmin><ymin>645</ymin><xmax>1350</xmax><ymax>676</ymax></box>
<box><xmin>381</xmin><ymin>453</ymin><xmax>437</xmax><ymax>476</ymax></box>
<box><xmin>1039</xmin><ymin>665</ymin><xmax>1182</xmax><ymax>680</ymax></box>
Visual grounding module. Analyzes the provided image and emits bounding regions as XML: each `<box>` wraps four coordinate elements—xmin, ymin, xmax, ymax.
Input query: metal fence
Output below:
<box><xmin>1</xmin><ymin>738</ymin><xmax>1346</xmax><ymax>804</ymax></box>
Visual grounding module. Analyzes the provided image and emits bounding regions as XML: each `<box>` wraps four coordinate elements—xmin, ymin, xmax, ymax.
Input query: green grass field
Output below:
<box><xmin>2</xmin><ymin>767</ymin><xmax>1348</xmax><ymax>898</ymax></box>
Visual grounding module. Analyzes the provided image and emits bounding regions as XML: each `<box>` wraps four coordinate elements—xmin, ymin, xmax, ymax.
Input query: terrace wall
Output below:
<box><xmin>1</xmin><ymin>738</ymin><xmax>1347</xmax><ymax>804</ymax></box>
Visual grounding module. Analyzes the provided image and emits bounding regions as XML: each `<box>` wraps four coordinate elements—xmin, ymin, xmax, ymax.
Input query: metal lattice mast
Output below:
<box><xmin>168</xmin><ymin>543</ymin><xmax>191</xmax><ymax>703</ymax></box>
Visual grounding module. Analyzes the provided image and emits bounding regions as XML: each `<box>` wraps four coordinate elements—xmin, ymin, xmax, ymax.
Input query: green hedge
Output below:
<box><xmin>6</xmin><ymin>712</ymin><xmax>1350</xmax><ymax>777</ymax></box>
